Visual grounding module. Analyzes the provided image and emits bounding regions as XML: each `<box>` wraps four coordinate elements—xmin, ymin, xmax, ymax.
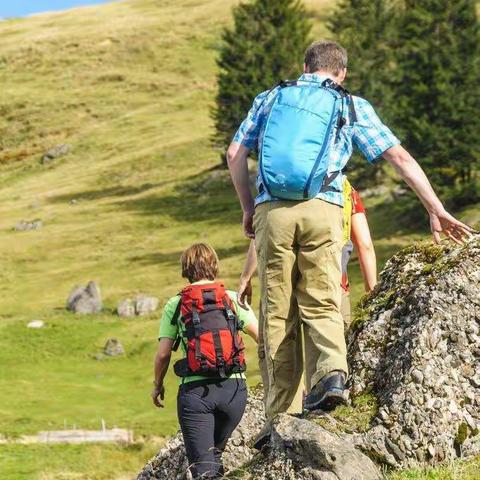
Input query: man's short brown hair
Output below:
<box><xmin>181</xmin><ymin>243</ymin><xmax>219</xmax><ymax>283</ymax></box>
<box><xmin>304</xmin><ymin>40</ymin><xmax>348</xmax><ymax>76</ymax></box>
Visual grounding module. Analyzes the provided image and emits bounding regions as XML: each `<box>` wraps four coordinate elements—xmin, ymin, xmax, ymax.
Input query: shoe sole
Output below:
<box><xmin>304</xmin><ymin>389</ymin><xmax>347</xmax><ymax>412</ymax></box>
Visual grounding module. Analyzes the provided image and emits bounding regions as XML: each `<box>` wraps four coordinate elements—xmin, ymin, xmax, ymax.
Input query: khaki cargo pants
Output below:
<box><xmin>254</xmin><ymin>199</ymin><xmax>348</xmax><ymax>419</ymax></box>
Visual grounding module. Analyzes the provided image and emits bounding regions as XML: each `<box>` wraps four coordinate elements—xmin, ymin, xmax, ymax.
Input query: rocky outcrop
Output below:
<box><xmin>349</xmin><ymin>236</ymin><xmax>480</xmax><ymax>467</ymax></box>
<box><xmin>66</xmin><ymin>281</ymin><xmax>102</xmax><ymax>314</ymax></box>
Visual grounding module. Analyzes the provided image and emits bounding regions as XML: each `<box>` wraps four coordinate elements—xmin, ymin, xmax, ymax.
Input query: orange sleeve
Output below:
<box><xmin>351</xmin><ymin>188</ymin><xmax>366</xmax><ymax>215</ymax></box>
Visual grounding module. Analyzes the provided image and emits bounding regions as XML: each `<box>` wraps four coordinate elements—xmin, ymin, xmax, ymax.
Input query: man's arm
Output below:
<box><xmin>382</xmin><ymin>144</ymin><xmax>472</xmax><ymax>244</ymax></box>
<box><xmin>238</xmin><ymin>240</ymin><xmax>257</xmax><ymax>307</ymax></box>
<box><xmin>151</xmin><ymin>338</ymin><xmax>174</xmax><ymax>408</ymax></box>
<box><xmin>227</xmin><ymin>142</ymin><xmax>255</xmax><ymax>238</ymax></box>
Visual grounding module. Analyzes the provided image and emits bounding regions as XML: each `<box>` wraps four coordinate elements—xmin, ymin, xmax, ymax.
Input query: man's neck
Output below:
<box><xmin>305</xmin><ymin>70</ymin><xmax>341</xmax><ymax>84</ymax></box>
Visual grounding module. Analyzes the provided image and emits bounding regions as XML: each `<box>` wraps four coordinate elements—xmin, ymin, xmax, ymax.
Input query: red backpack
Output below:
<box><xmin>171</xmin><ymin>283</ymin><xmax>246</xmax><ymax>378</ymax></box>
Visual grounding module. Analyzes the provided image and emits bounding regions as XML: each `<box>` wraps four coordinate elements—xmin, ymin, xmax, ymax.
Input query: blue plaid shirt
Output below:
<box><xmin>233</xmin><ymin>73</ymin><xmax>400</xmax><ymax>207</ymax></box>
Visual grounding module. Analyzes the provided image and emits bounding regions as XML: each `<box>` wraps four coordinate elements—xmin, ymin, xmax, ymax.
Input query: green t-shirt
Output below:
<box><xmin>158</xmin><ymin>281</ymin><xmax>258</xmax><ymax>384</ymax></box>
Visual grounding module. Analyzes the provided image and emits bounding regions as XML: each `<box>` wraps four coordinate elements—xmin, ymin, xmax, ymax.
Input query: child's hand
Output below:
<box><xmin>237</xmin><ymin>279</ymin><xmax>253</xmax><ymax>309</ymax></box>
<box><xmin>152</xmin><ymin>383</ymin><xmax>165</xmax><ymax>408</ymax></box>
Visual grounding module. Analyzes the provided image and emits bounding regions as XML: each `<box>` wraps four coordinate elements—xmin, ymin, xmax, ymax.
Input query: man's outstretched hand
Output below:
<box><xmin>243</xmin><ymin>209</ymin><xmax>255</xmax><ymax>239</ymax></box>
<box><xmin>430</xmin><ymin>209</ymin><xmax>473</xmax><ymax>245</ymax></box>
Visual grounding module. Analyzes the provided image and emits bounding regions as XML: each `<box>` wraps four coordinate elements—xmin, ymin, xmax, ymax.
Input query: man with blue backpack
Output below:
<box><xmin>227</xmin><ymin>40</ymin><xmax>472</xmax><ymax>436</ymax></box>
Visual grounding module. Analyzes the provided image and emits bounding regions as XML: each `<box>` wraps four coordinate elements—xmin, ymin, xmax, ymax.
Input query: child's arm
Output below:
<box><xmin>152</xmin><ymin>338</ymin><xmax>174</xmax><ymax>408</ymax></box>
<box><xmin>244</xmin><ymin>321</ymin><xmax>259</xmax><ymax>343</ymax></box>
<box><xmin>238</xmin><ymin>240</ymin><xmax>258</xmax><ymax>308</ymax></box>
<box><xmin>351</xmin><ymin>212</ymin><xmax>377</xmax><ymax>292</ymax></box>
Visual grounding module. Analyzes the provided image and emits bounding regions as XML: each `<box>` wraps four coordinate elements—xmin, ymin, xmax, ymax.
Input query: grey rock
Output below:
<box><xmin>104</xmin><ymin>338</ymin><xmax>125</xmax><ymax>357</ymax></box>
<box><xmin>66</xmin><ymin>281</ymin><xmax>102</xmax><ymax>314</ymax></box>
<box><xmin>411</xmin><ymin>369</ymin><xmax>424</xmax><ymax>384</ymax></box>
<box><xmin>14</xmin><ymin>219</ymin><xmax>43</xmax><ymax>231</ymax></box>
<box><xmin>41</xmin><ymin>144</ymin><xmax>71</xmax><ymax>164</ymax></box>
<box><xmin>117</xmin><ymin>294</ymin><xmax>159</xmax><ymax>317</ymax></box>
<box><xmin>117</xmin><ymin>299</ymin><xmax>136</xmax><ymax>317</ymax></box>
<box><xmin>270</xmin><ymin>414</ymin><xmax>381</xmax><ymax>480</ymax></box>
<box><xmin>135</xmin><ymin>294</ymin><xmax>159</xmax><ymax>316</ymax></box>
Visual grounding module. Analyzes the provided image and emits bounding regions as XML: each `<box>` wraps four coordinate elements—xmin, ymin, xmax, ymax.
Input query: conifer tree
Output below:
<box><xmin>393</xmin><ymin>0</ymin><xmax>479</xmax><ymax>208</ymax></box>
<box><xmin>329</xmin><ymin>0</ymin><xmax>397</xmax><ymax>188</ymax></box>
<box><xmin>213</xmin><ymin>0</ymin><xmax>311</xmax><ymax>164</ymax></box>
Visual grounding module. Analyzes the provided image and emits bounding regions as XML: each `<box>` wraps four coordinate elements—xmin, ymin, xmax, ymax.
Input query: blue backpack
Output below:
<box><xmin>259</xmin><ymin>79</ymin><xmax>356</xmax><ymax>200</ymax></box>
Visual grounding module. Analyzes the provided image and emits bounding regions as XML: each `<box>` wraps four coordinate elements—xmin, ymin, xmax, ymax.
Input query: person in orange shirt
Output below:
<box><xmin>339</xmin><ymin>178</ymin><xmax>377</xmax><ymax>329</ymax></box>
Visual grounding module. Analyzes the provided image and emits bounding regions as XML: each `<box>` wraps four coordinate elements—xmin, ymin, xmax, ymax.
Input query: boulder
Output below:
<box><xmin>348</xmin><ymin>236</ymin><xmax>480</xmax><ymax>467</ymax></box>
<box><xmin>117</xmin><ymin>299</ymin><xmax>136</xmax><ymax>317</ymax></box>
<box><xmin>104</xmin><ymin>338</ymin><xmax>125</xmax><ymax>357</ymax></box>
<box><xmin>135</xmin><ymin>294</ymin><xmax>159</xmax><ymax>316</ymax></box>
<box><xmin>41</xmin><ymin>144</ymin><xmax>71</xmax><ymax>164</ymax></box>
<box><xmin>261</xmin><ymin>414</ymin><xmax>381</xmax><ymax>480</ymax></box>
<box><xmin>14</xmin><ymin>219</ymin><xmax>43</xmax><ymax>231</ymax></box>
<box><xmin>117</xmin><ymin>294</ymin><xmax>159</xmax><ymax>317</ymax></box>
<box><xmin>66</xmin><ymin>281</ymin><xmax>102</xmax><ymax>314</ymax></box>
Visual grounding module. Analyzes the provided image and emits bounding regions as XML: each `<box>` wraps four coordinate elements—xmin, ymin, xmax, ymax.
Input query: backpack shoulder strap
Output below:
<box><xmin>170</xmin><ymin>295</ymin><xmax>182</xmax><ymax>326</ymax></box>
<box><xmin>322</xmin><ymin>79</ymin><xmax>357</xmax><ymax>124</ymax></box>
<box><xmin>348</xmin><ymin>96</ymin><xmax>357</xmax><ymax>124</ymax></box>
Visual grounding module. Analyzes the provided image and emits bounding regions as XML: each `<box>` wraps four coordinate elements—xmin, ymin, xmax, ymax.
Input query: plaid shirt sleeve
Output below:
<box><xmin>232</xmin><ymin>90</ymin><xmax>270</xmax><ymax>149</ymax></box>
<box><xmin>352</xmin><ymin>97</ymin><xmax>400</xmax><ymax>163</ymax></box>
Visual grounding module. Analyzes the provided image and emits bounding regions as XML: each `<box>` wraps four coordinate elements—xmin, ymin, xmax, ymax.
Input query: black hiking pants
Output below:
<box><xmin>177</xmin><ymin>378</ymin><xmax>247</xmax><ymax>479</ymax></box>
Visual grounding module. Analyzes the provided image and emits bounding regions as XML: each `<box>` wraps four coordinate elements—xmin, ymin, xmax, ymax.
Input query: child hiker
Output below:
<box><xmin>151</xmin><ymin>243</ymin><xmax>258</xmax><ymax>479</ymax></box>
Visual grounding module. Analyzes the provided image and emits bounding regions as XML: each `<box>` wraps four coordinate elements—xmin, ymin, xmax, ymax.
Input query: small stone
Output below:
<box><xmin>117</xmin><ymin>299</ymin><xmax>136</xmax><ymax>317</ymax></box>
<box><xmin>14</xmin><ymin>219</ymin><xmax>43</xmax><ymax>232</ymax></box>
<box><xmin>104</xmin><ymin>338</ymin><xmax>125</xmax><ymax>357</ymax></box>
<box><xmin>411</xmin><ymin>369</ymin><xmax>424</xmax><ymax>384</ymax></box>
<box><xmin>41</xmin><ymin>144</ymin><xmax>71</xmax><ymax>164</ymax></box>
<box><xmin>449</xmin><ymin>400</ymin><xmax>458</xmax><ymax>415</ymax></box>
<box><xmin>27</xmin><ymin>320</ymin><xmax>44</xmax><ymax>329</ymax></box>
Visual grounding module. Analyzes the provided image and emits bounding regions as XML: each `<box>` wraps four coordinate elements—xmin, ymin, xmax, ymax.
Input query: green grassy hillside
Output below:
<box><xmin>0</xmin><ymin>1</ymin><xmax>478</xmax><ymax>479</ymax></box>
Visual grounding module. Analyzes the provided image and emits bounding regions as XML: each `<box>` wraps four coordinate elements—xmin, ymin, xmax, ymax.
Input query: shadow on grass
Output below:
<box><xmin>130</xmin><ymin>243</ymin><xmax>248</xmax><ymax>267</ymax></box>
<box><xmin>48</xmin><ymin>182</ymin><xmax>173</xmax><ymax>203</ymax></box>
<box><xmin>112</xmin><ymin>168</ymin><xmax>241</xmax><ymax>225</ymax></box>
